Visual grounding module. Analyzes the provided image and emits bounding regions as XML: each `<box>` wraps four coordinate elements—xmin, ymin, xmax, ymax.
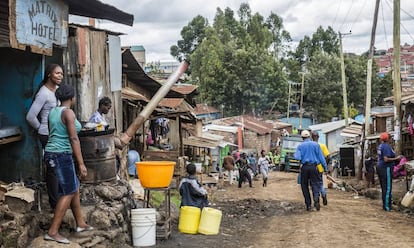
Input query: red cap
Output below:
<box><xmin>379</xmin><ymin>132</ymin><xmax>389</xmax><ymax>142</ymax></box>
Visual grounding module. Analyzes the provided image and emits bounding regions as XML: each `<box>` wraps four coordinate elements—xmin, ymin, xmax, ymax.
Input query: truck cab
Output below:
<box><xmin>279</xmin><ymin>134</ymin><xmax>303</xmax><ymax>172</ymax></box>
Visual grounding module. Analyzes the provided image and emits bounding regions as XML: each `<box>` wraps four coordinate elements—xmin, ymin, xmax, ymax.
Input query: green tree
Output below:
<box><xmin>188</xmin><ymin>4</ymin><xmax>289</xmax><ymax>116</ymax></box>
<box><xmin>170</xmin><ymin>15</ymin><xmax>209</xmax><ymax>62</ymax></box>
<box><xmin>303</xmin><ymin>52</ymin><xmax>342</xmax><ymax>122</ymax></box>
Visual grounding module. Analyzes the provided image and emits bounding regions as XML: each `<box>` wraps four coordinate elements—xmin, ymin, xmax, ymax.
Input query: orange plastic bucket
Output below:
<box><xmin>136</xmin><ymin>161</ymin><xmax>175</xmax><ymax>188</ymax></box>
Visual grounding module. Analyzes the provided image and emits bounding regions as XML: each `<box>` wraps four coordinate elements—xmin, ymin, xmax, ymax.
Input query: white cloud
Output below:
<box><xmin>72</xmin><ymin>0</ymin><xmax>414</xmax><ymax>62</ymax></box>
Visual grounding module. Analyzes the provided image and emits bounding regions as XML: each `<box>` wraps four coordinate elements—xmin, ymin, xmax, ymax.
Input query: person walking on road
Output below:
<box><xmin>236</xmin><ymin>153</ymin><xmax>253</xmax><ymax>188</ymax></box>
<box><xmin>377</xmin><ymin>132</ymin><xmax>402</xmax><ymax>211</ymax></box>
<box><xmin>223</xmin><ymin>152</ymin><xmax>235</xmax><ymax>185</ymax></box>
<box><xmin>248</xmin><ymin>153</ymin><xmax>258</xmax><ymax>178</ymax></box>
<box><xmin>312</xmin><ymin>131</ymin><xmax>330</xmax><ymax>206</ymax></box>
<box><xmin>258</xmin><ymin>150</ymin><xmax>270</xmax><ymax>187</ymax></box>
<box><xmin>295</xmin><ymin>130</ymin><xmax>327</xmax><ymax>211</ymax></box>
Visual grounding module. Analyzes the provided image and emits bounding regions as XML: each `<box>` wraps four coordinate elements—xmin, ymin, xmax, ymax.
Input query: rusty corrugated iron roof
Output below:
<box><xmin>171</xmin><ymin>84</ymin><xmax>198</xmax><ymax>95</ymax></box>
<box><xmin>264</xmin><ymin>120</ymin><xmax>292</xmax><ymax>129</ymax></box>
<box><xmin>121</xmin><ymin>87</ymin><xmax>149</xmax><ymax>102</ymax></box>
<box><xmin>158</xmin><ymin>98</ymin><xmax>195</xmax><ymax>114</ymax></box>
<box><xmin>159</xmin><ymin>98</ymin><xmax>184</xmax><ymax>108</ymax></box>
<box><xmin>122</xmin><ymin>49</ymin><xmax>182</xmax><ymax>98</ymax></box>
<box><xmin>213</xmin><ymin>115</ymin><xmax>273</xmax><ymax>135</ymax></box>
<box><xmin>194</xmin><ymin>104</ymin><xmax>220</xmax><ymax>115</ymax></box>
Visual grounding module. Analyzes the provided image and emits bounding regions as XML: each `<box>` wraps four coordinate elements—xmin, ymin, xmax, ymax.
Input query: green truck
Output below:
<box><xmin>279</xmin><ymin>134</ymin><xmax>303</xmax><ymax>172</ymax></box>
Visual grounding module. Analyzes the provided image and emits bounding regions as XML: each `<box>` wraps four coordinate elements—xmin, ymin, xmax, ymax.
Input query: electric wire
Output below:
<box><xmin>401</xmin><ymin>5</ymin><xmax>414</xmax><ymax>21</ymax></box>
<box><xmin>339</xmin><ymin>0</ymin><xmax>355</xmax><ymax>32</ymax></box>
<box><xmin>384</xmin><ymin>0</ymin><xmax>414</xmax><ymax>44</ymax></box>
<box><xmin>380</xmin><ymin>0</ymin><xmax>389</xmax><ymax>50</ymax></box>
<box><xmin>349</xmin><ymin>0</ymin><xmax>368</xmax><ymax>32</ymax></box>
<box><xmin>400</xmin><ymin>2</ymin><xmax>414</xmax><ymax>43</ymax></box>
<box><xmin>332</xmin><ymin>0</ymin><xmax>343</xmax><ymax>29</ymax></box>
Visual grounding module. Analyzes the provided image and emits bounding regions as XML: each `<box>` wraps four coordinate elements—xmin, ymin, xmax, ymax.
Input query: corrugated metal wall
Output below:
<box><xmin>0</xmin><ymin>0</ymin><xmax>10</xmax><ymax>47</ymax></box>
<box><xmin>63</xmin><ymin>26</ymin><xmax>115</xmax><ymax>125</ymax></box>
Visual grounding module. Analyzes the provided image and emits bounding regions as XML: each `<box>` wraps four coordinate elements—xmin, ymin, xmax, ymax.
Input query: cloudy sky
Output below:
<box><xmin>71</xmin><ymin>0</ymin><xmax>414</xmax><ymax>63</ymax></box>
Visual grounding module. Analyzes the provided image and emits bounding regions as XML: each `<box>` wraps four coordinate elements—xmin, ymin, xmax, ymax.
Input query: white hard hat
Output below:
<box><xmin>301</xmin><ymin>130</ymin><xmax>310</xmax><ymax>138</ymax></box>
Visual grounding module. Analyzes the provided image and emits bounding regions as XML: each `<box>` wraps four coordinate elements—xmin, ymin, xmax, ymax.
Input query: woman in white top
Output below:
<box><xmin>26</xmin><ymin>64</ymin><xmax>63</xmax><ymax>209</ymax></box>
<box><xmin>258</xmin><ymin>150</ymin><xmax>270</xmax><ymax>187</ymax></box>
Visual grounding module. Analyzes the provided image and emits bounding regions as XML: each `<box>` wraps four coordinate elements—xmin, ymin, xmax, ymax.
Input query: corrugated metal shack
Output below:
<box><xmin>121</xmin><ymin>48</ymin><xmax>198</xmax><ymax>180</ymax></box>
<box><xmin>0</xmin><ymin>0</ymin><xmax>133</xmax><ymax>183</ymax></box>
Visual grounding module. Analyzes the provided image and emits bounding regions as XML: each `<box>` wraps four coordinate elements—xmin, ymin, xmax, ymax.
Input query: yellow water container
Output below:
<box><xmin>178</xmin><ymin>206</ymin><xmax>201</xmax><ymax>234</ymax></box>
<box><xmin>198</xmin><ymin>207</ymin><xmax>222</xmax><ymax>235</ymax></box>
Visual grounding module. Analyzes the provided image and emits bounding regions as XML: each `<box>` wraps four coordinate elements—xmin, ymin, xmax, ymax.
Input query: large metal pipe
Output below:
<box><xmin>119</xmin><ymin>61</ymin><xmax>189</xmax><ymax>146</ymax></box>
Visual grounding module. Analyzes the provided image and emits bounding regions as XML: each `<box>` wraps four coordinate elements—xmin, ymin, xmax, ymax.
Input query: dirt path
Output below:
<box><xmin>157</xmin><ymin>171</ymin><xmax>414</xmax><ymax>248</ymax></box>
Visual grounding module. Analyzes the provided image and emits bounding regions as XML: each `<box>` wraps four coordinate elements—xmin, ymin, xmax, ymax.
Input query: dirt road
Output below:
<box><xmin>157</xmin><ymin>171</ymin><xmax>414</xmax><ymax>248</ymax></box>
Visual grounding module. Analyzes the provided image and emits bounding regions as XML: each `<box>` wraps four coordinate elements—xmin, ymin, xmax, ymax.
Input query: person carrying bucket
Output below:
<box><xmin>179</xmin><ymin>163</ymin><xmax>209</xmax><ymax>209</ymax></box>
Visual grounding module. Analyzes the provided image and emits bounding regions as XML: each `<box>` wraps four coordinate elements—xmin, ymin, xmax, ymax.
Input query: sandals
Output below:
<box><xmin>75</xmin><ymin>225</ymin><xmax>94</xmax><ymax>232</ymax></box>
<box><xmin>44</xmin><ymin>233</ymin><xmax>70</xmax><ymax>244</ymax></box>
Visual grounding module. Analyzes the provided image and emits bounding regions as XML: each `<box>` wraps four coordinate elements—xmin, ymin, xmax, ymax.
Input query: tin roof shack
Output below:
<box><xmin>265</xmin><ymin>120</ymin><xmax>292</xmax><ymax>154</ymax></box>
<box><xmin>121</xmin><ymin>49</ymin><xmax>197</xmax><ymax>180</ymax></box>
<box><xmin>213</xmin><ymin>115</ymin><xmax>273</xmax><ymax>152</ymax></box>
<box><xmin>0</xmin><ymin>0</ymin><xmax>133</xmax><ymax>183</ymax></box>
<box><xmin>203</xmin><ymin>124</ymin><xmax>239</xmax><ymax>145</ymax></box>
<box><xmin>194</xmin><ymin>103</ymin><xmax>221</xmax><ymax>123</ymax></box>
<box><xmin>309</xmin><ymin>119</ymin><xmax>359</xmax><ymax>154</ymax></box>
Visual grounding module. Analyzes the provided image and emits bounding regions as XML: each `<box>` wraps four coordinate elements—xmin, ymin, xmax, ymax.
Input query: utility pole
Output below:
<box><xmin>362</xmin><ymin>0</ymin><xmax>380</xmax><ymax>181</ymax></box>
<box><xmin>339</xmin><ymin>32</ymin><xmax>350</xmax><ymax>126</ymax></box>
<box><xmin>394</xmin><ymin>0</ymin><xmax>402</xmax><ymax>154</ymax></box>
<box><xmin>299</xmin><ymin>72</ymin><xmax>305</xmax><ymax>129</ymax></box>
<box><xmin>287</xmin><ymin>81</ymin><xmax>292</xmax><ymax>121</ymax></box>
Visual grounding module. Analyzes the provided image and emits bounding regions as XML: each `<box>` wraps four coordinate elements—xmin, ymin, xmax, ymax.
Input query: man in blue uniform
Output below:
<box><xmin>295</xmin><ymin>130</ymin><xmax>327</xmax><ymax>211</ymax></box>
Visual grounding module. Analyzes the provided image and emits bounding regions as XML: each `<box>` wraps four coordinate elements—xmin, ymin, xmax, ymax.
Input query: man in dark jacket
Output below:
<box><xmin>236</xmin><ymin>153</ymin><xmax>253</xmax><ymax>188</ymax></box>
<box><xmin>179</xmin><ymin>164</ymin><xmax>209</xmax><ymax>209</ymax></box>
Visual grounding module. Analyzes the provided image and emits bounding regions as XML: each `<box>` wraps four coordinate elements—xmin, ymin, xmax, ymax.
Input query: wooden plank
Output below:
<box><xmin>0</xmin><ymin>135</ymin><xmax>22</xmax><ymax>145</ymax></box>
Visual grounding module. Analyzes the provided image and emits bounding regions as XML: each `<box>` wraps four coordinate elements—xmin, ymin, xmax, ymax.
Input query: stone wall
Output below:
<box><xmin>243</xmin><ymin>130</ymin><xmax>270</xmax><ymax>152</ymax></box>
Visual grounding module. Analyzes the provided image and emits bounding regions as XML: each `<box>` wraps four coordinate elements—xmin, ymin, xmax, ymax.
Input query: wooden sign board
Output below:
<box><xmin>9</xmin><ymin>0</ymin><xmax>68</xmax><ymax>55</ymax></box>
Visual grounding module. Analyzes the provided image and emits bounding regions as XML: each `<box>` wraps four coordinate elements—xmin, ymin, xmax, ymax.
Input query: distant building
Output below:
<box><xmin>145</xmin><ymin>60</ymin><xmax>180</xmax><ymax>78</ymax></box>
<box><xmin>122</xmin><ymin>45</ymin><xmax>146</xmax><ymax>68</ymax></box>
<box><xmin>194</xmin><ymin>104</ymin><xmax>221</xmax><ymax>123</ymax></box>
<box><xmin>374</xmin><ymin>44</ymin><xmax>414</xmax><ymax>82</ymax></box>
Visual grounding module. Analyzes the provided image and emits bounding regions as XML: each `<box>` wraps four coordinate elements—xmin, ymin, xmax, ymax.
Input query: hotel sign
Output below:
<box><xmin>10</xmin><ymin>0</ymin><xmax>68</xmax><ymax>55</ymax></box>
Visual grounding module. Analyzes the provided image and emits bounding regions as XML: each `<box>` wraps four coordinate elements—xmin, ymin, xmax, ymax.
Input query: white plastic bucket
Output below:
<box><xmin>131</xmin><ymin>208</ymin><xmax>156</xmax><ymax>247</ymax></box>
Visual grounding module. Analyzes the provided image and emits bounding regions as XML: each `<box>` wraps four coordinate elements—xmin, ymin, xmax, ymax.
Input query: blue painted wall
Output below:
<box><xmin>0</xmin><ymin>48</ymin><xmax>43</xmax><ymax>183</ymax></box>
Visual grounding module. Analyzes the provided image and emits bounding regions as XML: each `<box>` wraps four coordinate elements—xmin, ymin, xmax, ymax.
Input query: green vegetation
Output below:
<box><xmin>148</xmin><ymin>189</ymin><xmax>181</xmax><ymax>209</ymax></box>
<box><xmin>170</xmin><ymin>3</ymin><xmax>392</xmax><ymax>121</ymax></box>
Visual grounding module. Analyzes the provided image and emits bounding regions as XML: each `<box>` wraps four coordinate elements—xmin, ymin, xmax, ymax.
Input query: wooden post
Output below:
<box><xmin>339</xmin><ymin>32</ymin><xmax>349</xmax><ymax>126</ymax></box>
<box><xmin>394</xmin><ymin>0</ymin><xmax>402</xmax><ymax>154</ymax></box>
<box><xmin>362</xmin><ymin>0</ymin><xmax>380</xmax><ymax>180</ymax></box>
<box><xmin>299</xmin><ymin>73</ymin><xmax>305</xmax><ymax>129</ymax></box>
<box><xmin>287</xmin><ymin>82</ymin><xmax>291</xmax><ymax>121</ymax></box>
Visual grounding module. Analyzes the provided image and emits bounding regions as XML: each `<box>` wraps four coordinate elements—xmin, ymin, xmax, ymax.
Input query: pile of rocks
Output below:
<box><xmin>0</xmin><ymin>179</ymin><xmax>144</xmax><ymax>247</ymax></box>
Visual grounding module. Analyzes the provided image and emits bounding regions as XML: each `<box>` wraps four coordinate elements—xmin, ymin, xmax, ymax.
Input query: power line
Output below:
<box><xmin>332</xmin><ymin>0</ymin><xmax>343</xmax><ymax>29</ymax></box>
<box><xmin>401</xmin><ymin>5</ymin><xmax>414</xmax><ymax>21</ymax></box>
<box><xmin>384</xmin><ymin>0</ymin><xmax>414</xmax><ymax>44</ymax></box>
<box><xmin>380</xmin><ymin>0</ymin><xmax>389</xmax><ymax>49</ymax></box>
<box><xmin>339</xmin><ymin>0</ymin><xmax>355</xmax><ymax>32</ymax></box>
<box><xmin>349</xmin><ymin>0</ymin><xmax>368</xmax><ymax>32</ymax></box>
<box><xmin>401</xmin><ymin>22</ymin><xmax>414</xmax><ymax>44</ymax></box>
